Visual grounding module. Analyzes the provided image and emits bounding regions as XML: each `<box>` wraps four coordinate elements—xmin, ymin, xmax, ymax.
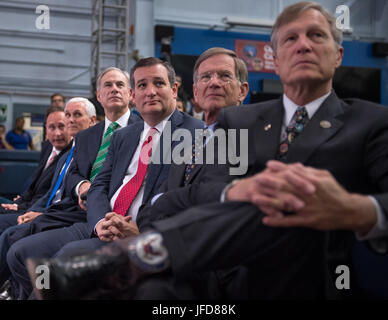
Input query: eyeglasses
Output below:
<box><xmin>196</xmin><ymin>71</ymin><xmax>237</xmax><ymax>84</ymax></box>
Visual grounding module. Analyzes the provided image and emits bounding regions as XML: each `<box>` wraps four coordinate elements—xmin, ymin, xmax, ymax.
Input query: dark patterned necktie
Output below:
<box><xmin>277</xmin><ymin>106</ymin><xmax>309</xmax><ymax>161</ymax></box>
<box><xmin>184</xmin><ymin>128</ymin><xmax>209</xmax><ymax>185</ymax></box>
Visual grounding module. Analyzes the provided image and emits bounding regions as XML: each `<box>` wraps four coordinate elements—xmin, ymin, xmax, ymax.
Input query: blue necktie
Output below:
<box><xmin>45</xmin><ymin>146</ymin><xmax>74</xmax><ymax>208</ymax></box>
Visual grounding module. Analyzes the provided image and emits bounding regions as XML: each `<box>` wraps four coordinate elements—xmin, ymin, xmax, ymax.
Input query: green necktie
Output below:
<box><xmin>90</xmin><ymin>122</ymin><xmax>120</xmax><ymax>182</ymax></box>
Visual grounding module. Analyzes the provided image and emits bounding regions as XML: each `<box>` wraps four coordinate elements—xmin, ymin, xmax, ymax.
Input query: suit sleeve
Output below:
<box><xmin>365</xmin><ymin>115</ymin><xmax>388</xmax><ymax>221</ymax></box>
<box><xmin>27</xmin><ymin>190</ymin><xmax>49</xmax><ymax>212</ymax></box>
<box><xmin>27</xmin><ymin>153</ymin><xmax>66</xmax><ymax>213</ymax></box>
<box><xmin>86</xmin><ymin>134</ymin><xmax>116</xmax><ymax>234</ymax></box>
<box><xmin>65</xmin><ymin>134</ymin><xmax>89</xmax><ymax>199</ymax></box>
<box><xmin>137</xmin><ymin>110</ymin><xmax>234</xmax><ymax>231</ymax></box>
<box><xmin>17</xmin><ymin>141</ymin><xmax>50</xmax><ymax>203</ymax></box>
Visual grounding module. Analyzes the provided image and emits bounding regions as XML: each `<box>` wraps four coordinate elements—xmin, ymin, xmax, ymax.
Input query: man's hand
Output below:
<box><xmin>262</xmin><ymin>161</ymin><xmax>377</xmax><ymax>234</ymax></box>
<box><xmin>226</xmin><ymin>164</ymin><xmax>316</xmax><ymax>215</ymax></box>
<box><xmin>105</xmin><ymin>212</ymin><xmax>139</xmax><ymax>240</ymax></box>
<box><xmin>78</xmin><ymin>181</ymin><xmax>91</xmax><ymax>210</ymax></box>
<box><xmin>96</xmin><ymin>212</ymin><xmax>139</xmax><ymax>242</ymax></box>
<box><xmin>1</xmin><ymin>203</ymin><xmax>18</xmax><ymax>211</ymax></box>
<box><xmin>13</xmin><ymin>195</ymin><xmax>21</xmax><ymax>201</ymax></box>
<box><xmin>17</xmin><ymin>211</ymin><xmax>43</xmax><ymax>225</ymax></box>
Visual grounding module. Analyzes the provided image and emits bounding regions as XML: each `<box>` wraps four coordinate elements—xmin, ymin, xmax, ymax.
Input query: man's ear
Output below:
<box><xmin>273</xmin><ymin>53</ymin><xmax>280</xmax><ymax>76</ymax></box>
<box><xmin>130</xmin><ymin>87</ymin><xmax>135</xmax><ymax>103</ymax></box>
<box><xmin>171</xmin><ymin>82</ymin><xmax>178</xmax><ymax>99</ymax></box>
<box><xmin>193</xmin><ymin>83</ymin><xmax>198</xmax><ymax>102</ymax></box>
<box><xmin>96</xmin><ymin>90</ymin><xmax>101</xmax><ymax>104</ymax></box>
<box><xmin>335</xmin><ymin>46</ymin><xmax>344</xmax><ymax>68</ymax></box>
<box><xmin>238</xmin><ymin>82</ymin><xmax>249</xmax><ymax>104</ymax></box>
<box><xmin>90</xmin><ymin>115</ymin><xmax>97</xmax><ymax>126</ymax></box>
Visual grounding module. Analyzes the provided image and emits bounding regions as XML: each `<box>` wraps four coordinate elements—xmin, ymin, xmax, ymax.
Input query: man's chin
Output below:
<box><xmin>203</xmin><ymin>103</ymin><xmax>225</xmax><ymax>112</ymax></box>
<box><xmin>52</xmin><ymin>142</ymin><xmax>67</xmax><ymax>150</ymax></box>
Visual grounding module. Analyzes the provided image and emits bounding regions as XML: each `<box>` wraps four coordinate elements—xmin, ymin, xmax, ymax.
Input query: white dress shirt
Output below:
<box><xmin>109</xmin><ymin>112</ymin><xmax>173</xmax><ymax>223</ymax></box>
<box><xmin>44</xmin><ymin>147</ymin><xmax>60</xmax><ymax>170</ymax></box>
<box><xmin>75</xmin><ymin>109</ymin><xmax>131</xmax><ymax>196</ymax></box>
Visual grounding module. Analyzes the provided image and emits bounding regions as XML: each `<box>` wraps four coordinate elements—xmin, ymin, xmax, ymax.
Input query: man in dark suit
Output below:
<box><xmin>54</xmin><ymin>57</ymin><xmax>202</xmax><ymax>251</ymax></box>
<box><xmin>0</xmin><ymin>106</ymin><xmax>72</xmax><ymax>233</ymax></box>
<box><xmin>133</xmin><ymin>2</ymin><xmax>388</xmax><ymax>299</ymax></box>
<box><xmin>8</xmin><ymin>58</ymin><xmax>202</xmax><ymax>299</ymax></box>
<box><xmin>137</xmin><ymin>47</ymin><xmax>249</xmax><ymax>230</ymax></box>
<box><xmin>27</xmin><ymin>2</ymin><xmax>388</xmax><ymax>300</ymax></box>
<box><xmin>0</xmin><ymin>67</ymin><xmax>139</xmax><ymax>299</ymax></box>
<box><xmin>0</xmin><ymin>97</ymin><xmax>96</xmax><ymax>299</ymax></box>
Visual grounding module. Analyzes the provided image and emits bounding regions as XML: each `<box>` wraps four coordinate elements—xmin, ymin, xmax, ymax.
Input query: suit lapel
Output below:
<box><xmin>285</xmin><ymin>92</ymin><xmax>344</xmax><ymax>164</ymax></box>
<box><xmin>166</xmin><ymin>163</ymin><xmax>186</xmax><ymax>188</ymax></box>
<box><xmin>26</xmin><ymin>141</ymin><xmax>52</xmax><ymax>192</ymax></box>
<box><xmin>253</xmin><ymin>99</ymin><xmax>285</xmax><ymax>165</ymax></box>
<box><xmin>110</xmin><ymin>122</ymin><xmax>143</xmax><ymax>195</ymax></box>
<box><xmin>88</xmin><ymin>121</ymin><xmax>105</xmax><ymax>167</ymax></box>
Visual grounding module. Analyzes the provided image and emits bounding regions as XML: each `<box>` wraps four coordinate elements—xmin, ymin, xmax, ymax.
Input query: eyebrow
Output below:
<box><xmin>103</xmin><ymin>80</ymin><xmax>125</xmax><ymax>85</ymax></box>
<box><xmin>136</xmin><ymin>77</ymin><xmax>166</xmax><ymax>84</ymax></box>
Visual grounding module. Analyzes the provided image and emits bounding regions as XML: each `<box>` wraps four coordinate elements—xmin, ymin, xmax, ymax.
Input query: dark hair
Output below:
<box><xmin>45</xmin><ymin>106</ymin><xmax>65</xmax><ymax>120</ymax></box>
<box><xmin>130</xmin><ymin>57</ymin><xmax>176</xmax><ymax>89</ymax></box>
<box><xmin>50</xmin><ymin>93</ymin><xmax>65</xmax><ymax>102</ymax></box>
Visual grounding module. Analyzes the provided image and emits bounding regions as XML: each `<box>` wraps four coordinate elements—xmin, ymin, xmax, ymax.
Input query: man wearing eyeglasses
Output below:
<box><xmin>193</xmin><ymin>48</ymin><xmax>249</xmax><ymax>127</ymax></box>
<box><xmin>137</xmin><ymin>47</ymin><xmax>249</xmax><ymax>231</ymax></box>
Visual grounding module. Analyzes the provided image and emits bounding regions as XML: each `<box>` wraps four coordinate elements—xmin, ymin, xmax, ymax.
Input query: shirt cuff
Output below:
<box><xmin>94</xmin><ymin>218</ymin><xmax>104</xmax><ymax>235</ymax></box>
<box><xmin>356</xmin><ymin>196</ymin><xmax>388</xmax><ymax>240</ymax></box>
<box><xmin>220</xmin><ymin>179</ymin><xmax>240</xmax><ymax>203</ymax></box>
<box><xmin>75</xmin><ymin>180</ymin><xmax>89</xmax><ymax>197</ymax></box>
<box><xmin>151</xmin><ymin>193</ymin><xmax>163</xmax><ymax>205</ymax></box>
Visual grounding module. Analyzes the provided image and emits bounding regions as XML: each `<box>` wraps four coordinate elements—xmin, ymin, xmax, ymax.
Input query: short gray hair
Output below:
<box><xmin>96</xmin><ymin>67</ymin><xmax>130</xmax><ymax>90</ymax></box>
<box><xmin>193</xmin><ymin>47</ymin><xmax>248</xmax><ymax>84</ymax></box>
<box><xmin>271</xmin><ymin>1</ymin><xmax>343</xmax><ymax>54</ymax></box>
<box><xmin>65</xmin><ymin>97</ymin><xmax>96</xmax><ymax>118</ymax></box>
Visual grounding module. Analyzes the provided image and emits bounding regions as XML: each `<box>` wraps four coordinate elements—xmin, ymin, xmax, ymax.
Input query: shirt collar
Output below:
<box><xmin>206</xmin><ymin>122</ymin><xmax>217</xmax><ymax>134</ymax></box>
<box><xmin>282</xmin><ymin>91</ymin><xmax>331</xmax><ymax>126</ymax></box>
<box><xmin>104</xmin><ymin>108</ymin><xmax>131</xmax><ymax>133</ymax></box>
<box><xmin>142</xmin><ymin>110</ymin><xmax>175</xmax><ymax>140</ymax></box>
<box><xmin>52</xmin><ymin>147</ymin><xmax>60</xmax><ymax>155</ymax></box>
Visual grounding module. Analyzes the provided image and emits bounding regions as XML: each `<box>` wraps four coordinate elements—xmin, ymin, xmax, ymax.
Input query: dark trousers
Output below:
<box><xmin>6</xmin><ymin>222</ymin><xmax>98</xmax><ymax>299</ymax></box>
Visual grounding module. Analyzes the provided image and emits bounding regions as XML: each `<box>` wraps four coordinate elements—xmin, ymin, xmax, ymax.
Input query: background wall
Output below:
<box><xmin>0</xmin><ymin>0</ymin><xmax>387</xmax><ymax>132</ymax></box>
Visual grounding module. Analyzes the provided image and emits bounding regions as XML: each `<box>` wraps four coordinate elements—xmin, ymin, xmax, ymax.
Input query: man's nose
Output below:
<box><xmin>145</xmin><ymin>84</ymin><xmax>157</xmax><ymax>96</ymax></box>
<box><xmin>208</xmin><ymin>73</ymin><xmax>222</xmax><ymax>87</ymax></box>
<box><xmin>54</xmin><ymin>128</ymin><xmax>63</xmax><ymax>136</ymax></box>
<box><xmin>296</xmin><ymin>35</ymin><xmax>312</xmax><ymax>54</ymax></box>
<box><xmin>111</xmin><ymin>83</ymin><xmax>119</xmax><ymax>92</ymax></box>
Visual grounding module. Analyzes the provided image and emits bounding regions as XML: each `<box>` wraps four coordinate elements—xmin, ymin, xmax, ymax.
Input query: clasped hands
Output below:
<box><xmin>96</xmin><ymin>212</ymin><xmax>139</xmax><ymax>242</ymax></box>
<box><xmin>226</xmin><ymin>160</ymin><xmax>377</xmax><ymax>234</ymax></box>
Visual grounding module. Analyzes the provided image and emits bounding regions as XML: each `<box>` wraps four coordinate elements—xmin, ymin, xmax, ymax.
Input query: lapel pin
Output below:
<box><xmin>264</xmin><ymin>124</ymin><xmax>272</xmax><ymax>131</ymax></box>
<box><xmin>320</xmin><ymin>120</ymin><xmax>331</xmax><ymax>129</ymax></box>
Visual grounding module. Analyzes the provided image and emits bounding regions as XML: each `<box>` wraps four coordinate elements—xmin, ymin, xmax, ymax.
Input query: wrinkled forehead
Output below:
<box><xmin>101</xmin><ymin>70</ymin><xmax>128</xmax><ymax>85</ymax></box>
<box><xmin>65</xmin><ymin>102</ymin><xmax>86</xmax><ymax>113</ymax></box>
<box><xmin>197</xmin><ymin>54</ymin><xmax>236</xmax><ymax>74</ymax></box>
<box><xmin>133</xmin><ymin>64</ymin><xmax>169</xmax><ymax>84</ymax></box>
